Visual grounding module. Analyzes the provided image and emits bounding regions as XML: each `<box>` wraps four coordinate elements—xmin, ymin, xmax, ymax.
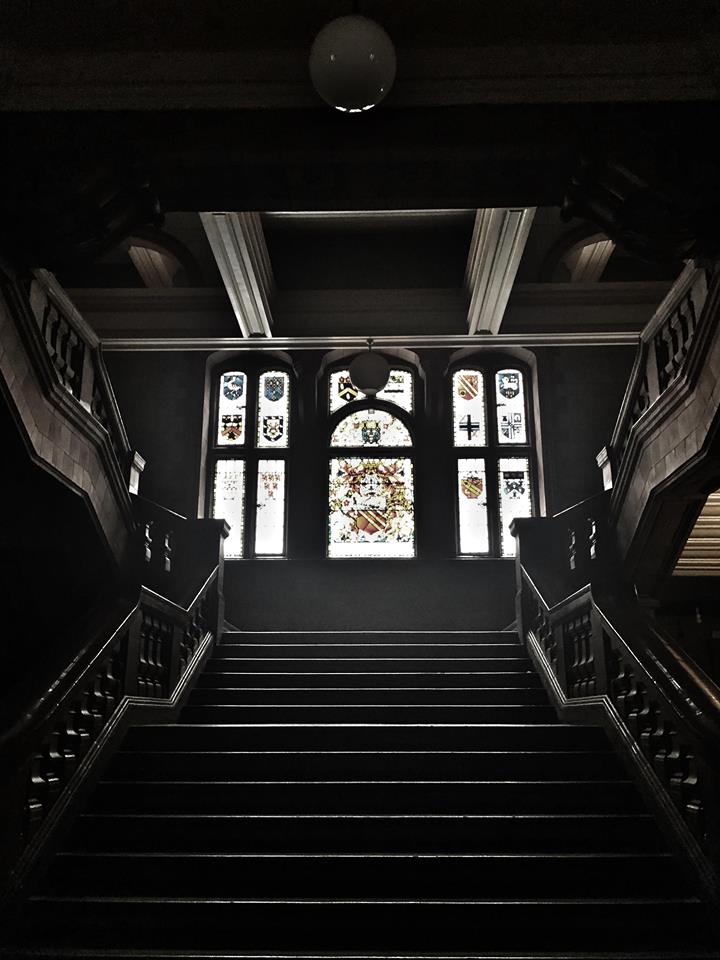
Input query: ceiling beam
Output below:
<box><xmin>465</xmin><ymin>207</ymin><xmax>536</xmax><ymax>335</ymax></box>
<box><xmin>200</xmin><ymin>211</ymin><xmax>274</xmax><ymax>337</ymax></box>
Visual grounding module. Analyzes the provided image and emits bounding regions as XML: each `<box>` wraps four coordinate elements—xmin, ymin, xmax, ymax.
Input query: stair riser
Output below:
<box><xmin>46</xmin><ymin>853</ymin><xmax>682</xmax><ymax>898</ymax></box>
<box><xmin>91</xmin><ymin>781</ymin><xmax>643</xmax><ymax>815</ymax></box>
<box><xmin>68</xmin><ymin>813</ymin><xmax>666</xmax><ymax>854</ymax></box>
<box><xmin>19</xmin><ymin>900</ymin><xmax>712</xmax><ymax>952</ymax></box>
<box><xmin>196</xmin><ymin>671</ymin><xmax>544</xmax><ymax>689</ymax></box>
<box><xmin>187</xmin><ymin>686</ymin><xmax>551</xmax><ymax>704</ymax></box>
<box><xmin>222</xmin><ymin>632</ymin><xmax>520</xmax><ymax>645</ymax></box>
<box><xmin>178</xmin><ymin>705</ymin><xmax>559</xmax><ymax>724</ymax></box>
<box><xmin>215</xmin><ymin>643</ymin><xmax>526</xmax><ymax>658</ymax></box>
<box><xmin>121</xmin><ymin>724</ymin><xmax>610</xmax><ymax>751</ymax></box>
<box><xmin>106</xmin><ymin>750</ymin><xmax>625</xmax><ymax>781</ymax></box>
<box><xmin>204</xmin><ymin>658</ymin><xmax>533</xmax><ymax>673</ymax></box>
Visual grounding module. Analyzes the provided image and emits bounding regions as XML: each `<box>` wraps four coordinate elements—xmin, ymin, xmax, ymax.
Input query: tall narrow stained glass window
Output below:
<box><xmin>254</xmin><ymin>460</ymin><xmax>286</xmax><ymax>555</ymax></box>
<box><xmin>451</xmin><ymin>363</ymin><xmax>534</xmax><ymax>557</ymax></box>
<box><xmin>213</xmin><ymin>459</ymin><xmax>245</xmax><ymax>558</ymax></box>
<box><xmin>457</xmin><ymin>458</ymin><xmax>489</xmax><ymax>554</ymax></box>
<box><xmin>217</xmin><ymin>371</ymin><xmax>247</xmax><ymax>444</ymax></box>
<box><xmin>498</xmin><ymin>458</ymin><xmax>532</xmax><ymax>557</ymax></box>
<box><xmin>495</xmin><ymin>369</ymin><xmax>527</xmax><ymax>444</ymax></box>
<box><xmin>257</xmin><ymin>370</ymin><xmax>290</xmax><ymax>448</ymax></box>
<box><xmin>210</xmin><ymin>365</ymin><xmax>291</xmax><ymax>558</ymax></box>
<box><xmin>452</xmin><ymin>369</ymin><xmax>486</xmax><ymax>447</ymax></box>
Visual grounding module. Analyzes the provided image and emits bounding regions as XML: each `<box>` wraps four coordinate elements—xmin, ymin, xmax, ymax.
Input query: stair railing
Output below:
<box><xmin>0</xmin><ymin>262</ymin><xmax>144</xmax><ymax>568</ymax></box>
<box><xmin>0</xmin><ymin>504</ymin><xmax>229</xmax><ymax>904</ymax></box>
<box><xmin>512</xmin><ymin>506</ymin><xmax>720</xmax><ymax>901</ymax></box>
<box><xmin>597</xmin><ymin>259</ymin><xmax>720</xmax><ymax>591</ymax></box>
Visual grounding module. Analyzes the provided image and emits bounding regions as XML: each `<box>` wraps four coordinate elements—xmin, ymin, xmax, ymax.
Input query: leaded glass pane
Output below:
<box><xmin>217</xmin><ymin>371</ymin><xmax>247</xmax><ymax>445</ymax></box>
<box><xmin>328</xmin><ymin>457</ymin><xmax>415</xmax><ymax>558</ymax></box>
<box><xmin>498</xmin><ymin>457</ymin><xmax>532</xmax><ymax>557</ymax></box>
<box><xmin>495</xmin><ymin>369</ymin><xmax>527</xmax><ymax>444</ymax></box>
<box><xmin>329</xmin><ymin>368</ymin><xmax>413</xmax><ymax>413</ymax></box>
<box><xmin>457</xmin><ymin>458</ymin><xmax>489</xmax><ymax>554</ymax></box>
<box><xmin>330</xmin><ymin>409</ymin><xmax>411</xmax><ymax>448</ymax></box>
<box><xmin>452</xmin><ymin>369</ymin><xmax>486</xmax><ymax>447</ymax></box>
<box><xmin>257</xmin><ymin>370</ymin><xmax>290</xmax><ymax>449</ymax></box>
<box><xmin>212</xmin><ymin>459</ymin><xmax>245</xmax><ymax>559</ymax></box>
<box><xmin>254</xmin><ymin>460</ymin><xmax>286</xmax><ymax>556</ymax></box>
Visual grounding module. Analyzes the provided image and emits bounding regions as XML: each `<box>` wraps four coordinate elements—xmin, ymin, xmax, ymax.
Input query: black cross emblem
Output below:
<box><xmin>459</xmin><ymin>414</ymin><xmax>480</xmax><ymax>440</ymax></box>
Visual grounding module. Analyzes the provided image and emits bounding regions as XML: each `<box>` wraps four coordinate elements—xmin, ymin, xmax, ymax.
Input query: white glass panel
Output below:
<box><xmin>495</xmin><ymin>369</ymin><xmax>527</xmax><ymax>444</ymax></box>
<box><xmin>217</xmin><ymin>371</ymin><xmax>247</xmax><ymax>445</ymax></box>
<box><xmin>328</xmin><ymin>457</ymin><xmax>415</xmax><ymax>558</ymax></box>
<box><xmin>257</xmin><ymin>370</ymin><xmax>290</xmax><ymax>449</ymax></box>
<box><xmin>498</xmin><ymin>457</ymin><xmax>532</xmax><ymax>557</ymax></box>
<box><xmin>329</xmin><ymin>368</ymin><xmax>413</xmax><ymax>413</ymax></box>
<box><xmin>212</xmin><ymin>459</ymin><xmax>245</xmax><ymax>559</ymax></box>
<box><xmin>254</xmin><ymin>460</ymin><xmax>286</xmax><ymax>556</ymax></box>
<box><xmin>377</xmin><ymin>369</ymin><xmax>413</xmax><ymax>412</ymax></box>
<box><xmin>457</xmin><ymin>458</ymin><xmax>489</xmax><ymax>554</ymax></box>
<box><xmin>330</xmin><ymin>409</ymin><xmax>411</xmax><ymax>448</ymax></box>
<box><xmin>452</xmin><ymin>369</ymin><xmax>486</xmax><ymax>447</ymax></box>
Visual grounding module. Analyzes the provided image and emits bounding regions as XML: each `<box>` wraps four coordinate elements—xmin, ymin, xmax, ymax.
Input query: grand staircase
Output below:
<box><xmin>8</xmin><ymin>629</ymin><xmax>717</xmax><ymax>958</ymax></box>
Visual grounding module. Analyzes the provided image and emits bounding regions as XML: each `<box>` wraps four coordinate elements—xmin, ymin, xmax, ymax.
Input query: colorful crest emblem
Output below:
<box><xmin>354</xmin><ymin>509</ymin><xmax>388</xmax><ymax>536</ymax></box>
<box><xmin>457</xmin><ymin>373</ymin><xmax>479</xmax><ymax>401</ymax></box>
<box><xmin>503</xmin><ymin>471</ymin><xmax>526</xmax><ymax>499</ymax></box>
<box><xmin>498</xmin><ymin>372</ymin><xmax>520</xmax><ymax>400</ymax></box>
<box><xmin>223</xmin><ymin>374</ymin><xmax>244</xmax><ymax>402</ymax></box>
<box><xmin>221</xmin><ymin>414</ymin><xmax>243</xmax><ymax>441</ymax></box>
<box><xmin>361</xmin><ymin>420</ymin><xmax>381</xmax><ymax>445</ymax></box>
<box><xmin>262</xmin><ymin>415</ymin><xmax>284</xmax><ymax>442</ymax></box>
<box><xmin>461</xmin><ymin>476</ymin><xmax>484</xmax><ymax>500</ymax></box>
<box><xmin>264</xmin><ymin>376</ymin><xmax>285</xmax><ymax>402</ymax></box>
<box><xmin>338</xmin><ymin>375</ymin><xmax>360</xmax><ymax>403</ymax></box>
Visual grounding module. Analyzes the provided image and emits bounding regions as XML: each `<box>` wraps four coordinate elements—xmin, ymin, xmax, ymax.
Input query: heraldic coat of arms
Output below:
<box><xmin>262</xmin><ymin>415</ymin><xmax>284</xmax><ymax>442</ymax></box>
<box><xmin>498</xmin><ymin>371</ymin><xmax>520</xmax><ymax>399</ymax></box>
<box><xmin>264</xmin><ymin>376</ymin><xmax>285</xmax><ymax>402</ymax></box>
<box><xmin>223</xmin><ymin>374</ymin><xmax>244</xmax><ymax>401</ymax></box>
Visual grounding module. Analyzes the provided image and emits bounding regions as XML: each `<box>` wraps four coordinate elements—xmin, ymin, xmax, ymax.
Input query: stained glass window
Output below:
<box><xmin>257</xmin><ymin>370</ymin><xmax>290</xmax><ymax>449</ymax></box>
<box><xmin>452</xmin><ymin>369</ymin><xmax>486</xmax><ymax>447</ymax></box>
<box><xmin>329</xmin><ymin>368</ymin><xmax>414</xmax><ymax>413</ymax></box>
<box><xmin>495</xmin><ymin>369</ymin><xmax>527</xmax><ymax>444</ymax></box>
<box><xmin>457</xmin><ymin>458</ymin><xmax>489</xmax><ymax>554</ymax></box>
<box><xmin>328</xmin><ymin>457</ymin><xmax>415</xmax><ymax>558</ymax></box>
<box><xmin>498</xmin><ymin>457</ymin><xmax>532</xmax><ymax>557</ymax></box>
<box><xmin>217</xmin><ymin>371</ymin><xmax>247</xmax><ymax>445</ymax></box>
<box><xmin>330</xmin><ymin>409</ymin><xmax>412</xmax><ymax>448</ymax></box>
<box><xmin>212</xmin><ymin>459</ymin><xmax>245</xmax><ymax>559</ymax></box>
<box><xmin>254</xmin><ymin>460</ymin><xmax>286</xmax><ymax>556</ymax></box>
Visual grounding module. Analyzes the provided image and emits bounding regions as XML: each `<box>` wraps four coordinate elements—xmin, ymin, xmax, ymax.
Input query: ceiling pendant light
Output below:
<box><xmin>309</xmin><ymin>12</ymin><xmax>396</xmax><ymax>113</ymax></box>
<box><xmin>349</xmin><ymin>339</ymin><xmax>390</xmax><ymax>397</ymax></box>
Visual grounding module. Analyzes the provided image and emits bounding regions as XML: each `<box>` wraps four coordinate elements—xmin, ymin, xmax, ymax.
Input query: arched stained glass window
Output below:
<box><xmin>330</xmin><ymin>409</ymin><xmax>412</xmax><ymax>448</ymax></box>
<box><xmin>209</xmin><ymin>364</ymin><xmax>291</xmax><ymax>558</ymax></box>
<box><xmin>329</xmin><ymin>368</ymin><xmax>414</xmax><ymax>413</ymax></box>
<box><xmin>451</xmin><ymin>362</ymin><xmax>534</xmax><ymax>558</ymax></box>
<box><xmin>327</xmin><ymin>363</ymin><xmax>416</xmax><ymax>559</ymax></box>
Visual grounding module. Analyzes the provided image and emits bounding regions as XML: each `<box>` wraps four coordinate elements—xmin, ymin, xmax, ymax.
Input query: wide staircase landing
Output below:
<box><xmin>7</xmin><ymin>629</ymin><xmax>717</xmax><ymax>958</ymax></box>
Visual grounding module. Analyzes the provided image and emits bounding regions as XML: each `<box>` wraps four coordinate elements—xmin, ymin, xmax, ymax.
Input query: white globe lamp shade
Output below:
<box><xmin>349</xmin><ymin>348</ymin><xmax>390</xmax><ymax>397</ymax></box>
<box><xmin>309</xmin><ymin>14</ymin><xmax>396</xmax><ymax>113</ymax></box>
